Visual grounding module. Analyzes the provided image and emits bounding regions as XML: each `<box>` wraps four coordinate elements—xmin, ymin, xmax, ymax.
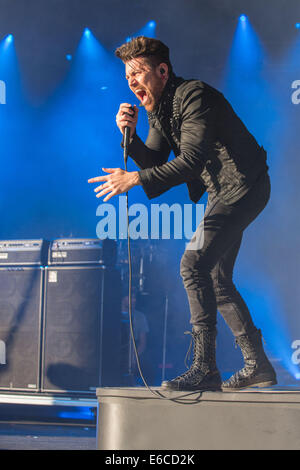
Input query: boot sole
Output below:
<box><xmin>222</xmin><ymin>378</ymin><xmax>277</xmax><ymax>392</ymax></box>
<box><xmin>161</xmin><ymin>383</ymin><xmax>222</xmax><ymax>392</ymax></box>
<box><xmin>161</xmin><ymin>374</ymin><xmax>222</xmax><ymax>392</ymax></box>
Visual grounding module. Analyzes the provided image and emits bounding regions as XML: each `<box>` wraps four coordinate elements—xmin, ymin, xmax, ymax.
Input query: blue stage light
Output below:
<box><xmin>5</xmin><ymin>34</ymin><xmax>13</xmax><ymax>43</ymax></box>
<box><xmin>239</xmin><ymin>14</ymin><xmax>247</xmax><ymax>22</ymax></box>
<box><xmin>84</xmin><ymin>28</ymin><xmax>91</xmax><ymax>38</ymax></box>
<box><xmin>2</xmin><ymin>34</ymin><xmax>14</xmax><ymax>50</ymax></box>
<box><xmin>295</xmin><ymin>23</ymin><xmax>300</xmax><ymax>29</ymax></box>
<box><xmin>66</xmin><ymin>54</ymin><xmax>72</xmax><ymax>61</ymax></box>
<box><xmin>124</xmin><ymin>20</ymin><xmax>157</xmax><ymax>43</ymax></box>
<box><xmin>58</xmin><ymin>407</ymin><xmax>95</xmax><ymax>420</ymax></box>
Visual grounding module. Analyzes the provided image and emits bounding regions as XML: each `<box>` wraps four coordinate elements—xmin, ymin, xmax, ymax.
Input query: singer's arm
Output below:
<box><xmin>116</xmin><ymin>102</ymin><xmax>171</xmax><ymax>169</ymax></box>
<box><xmin>125</xmin><ymin>126</ymin><xmax>171</xmax><ymax>169</ymax></box>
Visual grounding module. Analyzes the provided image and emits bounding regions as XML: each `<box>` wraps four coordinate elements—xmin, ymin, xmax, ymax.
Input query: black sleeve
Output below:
<box><xmin>126</xmin><ymin>126</ymin><xmax>171</xmax><ymax>170</ymax></box>
<box><xmin>138</xmin><ymin>86</ymin><xmax>215</xmax><ymax>199</ymax></box>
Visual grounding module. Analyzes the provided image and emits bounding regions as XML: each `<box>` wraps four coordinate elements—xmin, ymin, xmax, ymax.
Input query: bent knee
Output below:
<box><xmin>180</xmin><ymin>250</ymin><xmax>207</xmax><ymax>280</ymax></box>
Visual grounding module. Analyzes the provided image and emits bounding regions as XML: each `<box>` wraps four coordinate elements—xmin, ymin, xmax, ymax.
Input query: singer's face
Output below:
<box><xmin>125</xmin><ymin>57</ymin><xmax>167</xmax><ymax>112</ymax></box>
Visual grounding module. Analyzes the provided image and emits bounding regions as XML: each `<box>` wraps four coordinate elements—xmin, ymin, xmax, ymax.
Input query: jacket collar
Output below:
<box><xmin>147</xmin><ymin>73</ymin><xmax>183</xmax><ymax>120</ymax></box>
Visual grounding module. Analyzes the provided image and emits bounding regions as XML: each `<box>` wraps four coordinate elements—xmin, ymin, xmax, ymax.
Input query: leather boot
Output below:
<box><xmin>222</xmin><ymin>328</ymin><xmax>277</xmax><ymax>391</ymax></box>
<box><xmin>161</xmin><ymin>327</ymin><xmax>222</xmax><ymax>391</ymax></box>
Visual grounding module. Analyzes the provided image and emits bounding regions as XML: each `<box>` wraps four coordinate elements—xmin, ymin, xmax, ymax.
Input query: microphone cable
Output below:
<box><xmin>123</xmin><ymin>125</ymin><xmax>153</xmax><ymax>393</ymax></box>
<box><xmin>122</xmin><ymin>124</ymin><xmax>203</xmax><ymax>404</ymax></box>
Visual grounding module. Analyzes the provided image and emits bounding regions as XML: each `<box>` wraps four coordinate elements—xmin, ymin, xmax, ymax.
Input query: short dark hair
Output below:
<box><xmin>115</xmin><ymin>36</ymin><xmax>173</xmax><ymax>73</ymax></box>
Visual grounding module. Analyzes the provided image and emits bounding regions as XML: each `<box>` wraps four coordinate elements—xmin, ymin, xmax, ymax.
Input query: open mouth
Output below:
<box><xmin>136</xmin><ymin>89</ymin><xmax>148</xmax><ymax>105</ymax></box>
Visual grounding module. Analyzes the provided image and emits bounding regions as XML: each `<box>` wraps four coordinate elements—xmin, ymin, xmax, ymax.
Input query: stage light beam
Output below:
<box><xmin>1</xmin><ymin>34</ymin><xmax>14</xmax><ymax>51</ymax></box>
<box><xmin>84</xmin><ymin>28</ymin><xmax>91</xmax><ymax>38</ymax></box>
<box><xmin>5</xmin><ymin>34</ymin><xmax>13</xmax><ymax>43</ymax></box>
<box><xmin>124</xmin><ymin>20</ymin><xmax>157</xmax><ymax>43</ymax></box>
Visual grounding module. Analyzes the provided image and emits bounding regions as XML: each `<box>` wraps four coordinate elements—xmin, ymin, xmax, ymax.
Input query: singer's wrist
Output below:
<box><xmin>132</xmin><ymin>171</ymin><xmax>141</xmax><ymax>186</ymax></box>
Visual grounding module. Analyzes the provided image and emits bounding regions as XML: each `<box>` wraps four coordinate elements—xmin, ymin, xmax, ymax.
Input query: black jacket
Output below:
<box><xmin>127</xmin><ymin>74</ymin><xmax>268</xmax><ymax>204</ymax></box>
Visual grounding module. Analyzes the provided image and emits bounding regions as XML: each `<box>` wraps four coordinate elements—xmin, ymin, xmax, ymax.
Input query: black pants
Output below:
<box><xmin>180</xmin><ymin>172</ymin><xmax>271</xmax><ymax>337</ymax></box>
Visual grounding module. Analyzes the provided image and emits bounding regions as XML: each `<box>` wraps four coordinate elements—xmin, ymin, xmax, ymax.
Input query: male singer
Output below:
<box><xmin>88</xmin><ymin>36</ymin><xmax>277</xmax><ymax>391</ymax></box>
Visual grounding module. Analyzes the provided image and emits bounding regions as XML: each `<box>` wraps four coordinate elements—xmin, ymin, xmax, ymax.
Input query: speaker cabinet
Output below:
<box><xmin>0</xmin><ymin>267</ymin><xmax>44</xmax><ymax>391</ymax></box>
<box><xmin>41</xmin><ymin>266</ymin><xmax>121</xmax><ymax>394</ymax></box>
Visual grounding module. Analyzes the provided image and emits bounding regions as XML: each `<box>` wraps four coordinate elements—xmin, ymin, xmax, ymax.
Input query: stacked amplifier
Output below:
<box><xmin>0</xmin><ymin>238</ymin><xmax>121</xmax><ymax>394</ymax></box>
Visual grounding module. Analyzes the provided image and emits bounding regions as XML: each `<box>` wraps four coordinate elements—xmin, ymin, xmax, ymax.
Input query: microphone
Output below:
<box><xmin>123</xmin><ymin>106</ymin><xmax>135</xmax><ymax>167</ymax></box>
<box><xmin>123</xmin><ymin>125</ymin><xmax>131</xmax><ymax>152</ymax></box>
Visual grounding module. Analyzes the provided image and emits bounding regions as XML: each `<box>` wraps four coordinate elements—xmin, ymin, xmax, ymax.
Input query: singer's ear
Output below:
<box><xmin>157</xmin><ymin>63</ymin><xmax>169</xmax><ymax>80</ymax></box>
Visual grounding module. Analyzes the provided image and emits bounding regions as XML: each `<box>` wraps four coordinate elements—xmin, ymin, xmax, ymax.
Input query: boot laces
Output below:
<box><xmin>184</xmin><ymin>331</ymin><xmax>194</xmax><ymax>369</ymax></box>
<box><xmin>167</xmin><ymin>329</ymin><xmax>218</xmax><ymax>386</ymax></box>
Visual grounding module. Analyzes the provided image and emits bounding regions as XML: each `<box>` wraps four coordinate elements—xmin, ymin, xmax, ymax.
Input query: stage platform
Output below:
<box><xmin>0</xmin><ymin>392</ymin><xmax>97</xmax><ymax>450</ymax></box>
<box><xmin>0</xmin><ymin>423</ymin><xmax>96</xmax><ymax>450</ymax></box>
<box><xmin>96</xmin><ymin>386</ymin><xmax>300</xmax><ymax>450</ymax></box>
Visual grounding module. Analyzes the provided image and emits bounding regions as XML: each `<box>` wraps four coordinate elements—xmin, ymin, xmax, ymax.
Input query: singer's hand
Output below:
<box><xmin>116</xmin><ymin>103</ymin><xmax>138</xmax><ymax>138</ymax></box>
<box><xmin>88</xmin><ymin>168</ymin><xmax>140</xmax><ymax>202</ymax></box>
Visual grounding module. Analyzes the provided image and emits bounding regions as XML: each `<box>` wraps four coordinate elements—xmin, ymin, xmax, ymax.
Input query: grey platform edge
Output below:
<box><xmin>96</xmin><ymin>387</ymin><xmax>300</xmax><ymax>450</ymax></box>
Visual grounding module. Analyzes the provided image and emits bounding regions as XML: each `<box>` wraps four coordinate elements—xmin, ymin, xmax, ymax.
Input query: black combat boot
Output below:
<box><xmin>161</xmin><ymin>327</ymin><xmax>222</xmax><ymax>391</ymax></box>
<box><xmin>222</xmin><ymin>328</ymin><xmax>277</xmax><ymax>391</ymax></box>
